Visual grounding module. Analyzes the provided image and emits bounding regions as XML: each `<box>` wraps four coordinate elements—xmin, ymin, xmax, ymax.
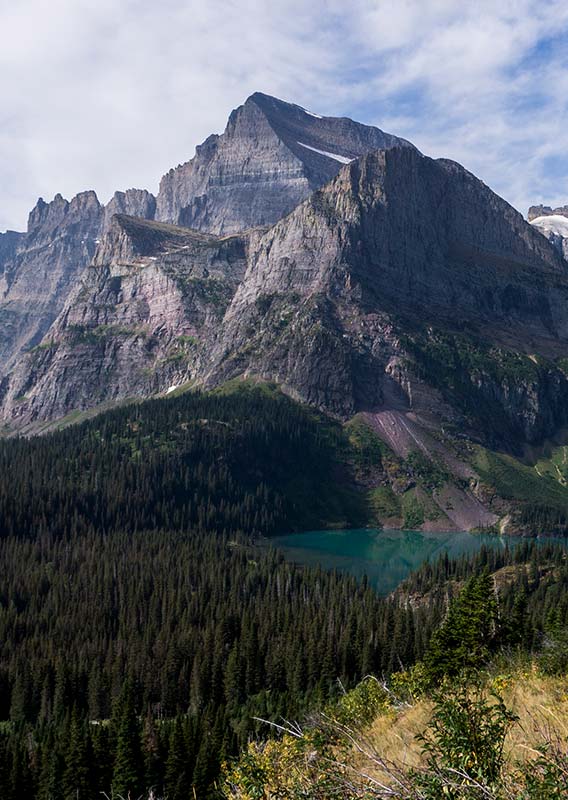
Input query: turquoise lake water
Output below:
<box><xmin>270</xmin><ymin>528</ymin><xmax>527</xmax><ymax>594</ymax></box>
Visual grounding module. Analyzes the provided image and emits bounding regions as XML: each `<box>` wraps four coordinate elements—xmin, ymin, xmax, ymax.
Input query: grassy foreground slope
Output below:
<box><xmin>223</xmin><ymin>550</ymin><xmax>568</xmax><ymax>799</ymax></box>
<box><xmin>223</xmin><ymin>668</ymin><xmax>568</xmax><ymax>799</ymax></box>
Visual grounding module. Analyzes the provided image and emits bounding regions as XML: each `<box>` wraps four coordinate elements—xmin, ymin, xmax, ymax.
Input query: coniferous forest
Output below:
<box><xmin>0</xmin><ymin>386</ymin><xmax>568</xmax><ymax>798</ymax></box>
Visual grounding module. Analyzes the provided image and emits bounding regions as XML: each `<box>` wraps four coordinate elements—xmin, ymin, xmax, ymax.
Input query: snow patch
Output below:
<box><xmin>530</xmin><ymin>214</ymin><xmax>568</xmax><ymax>238</ymax></box>
<box><xmin>165</xmin><ymin>385</ymin><xmax>179</xmax><ymax>395</ymax></box>
<box><xmin>296</xmin><ymin>141</ymin><xmax>354</xmax><ymax>164</ymax></box>
<box><xmin>303</xmin><ymin>108</ymin><xmax>322</xmax><ymax>119</ymax></box>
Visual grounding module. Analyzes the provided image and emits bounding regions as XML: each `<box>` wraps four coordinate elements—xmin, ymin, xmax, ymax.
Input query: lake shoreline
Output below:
<box><xmin>260</xmin><ymin>528</ymin><xmax>566</xmax><ymax>595</ymax></box>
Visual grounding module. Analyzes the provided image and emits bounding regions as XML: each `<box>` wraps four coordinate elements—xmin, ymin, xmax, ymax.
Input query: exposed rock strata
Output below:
<box><xmin>155</xmin><ymin>92</ymin><xmax>414</xmax><ymax>233</ymax></box>
<box><xmin>2</xmin><ymin>215</ymin><xmax>248</xmax><ymax>423</ymax></box>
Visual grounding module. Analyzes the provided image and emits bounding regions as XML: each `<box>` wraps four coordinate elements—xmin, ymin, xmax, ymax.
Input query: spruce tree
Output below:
<box><xmin>112</xmin><ymin>685</ymin><xmax>144</xmax><ymax>799</ymax></box>
<box><xmin>63</xmin><ymin>710</ymin><xmax>92</xmax><ymax>800</ymax></box>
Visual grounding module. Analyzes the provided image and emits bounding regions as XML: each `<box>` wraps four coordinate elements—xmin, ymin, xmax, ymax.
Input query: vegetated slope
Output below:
<box><xmin>6</xmin><ymin>370</ymin><xmax>568</xmax><ymax>537</ymax></box>
<box><xmin>223</xmin><ymin>543</ymin><xmax>568</xmax><ymax>800</ymax></box>
<box><xmin>2</xmin><ymin>480</ymin><xmax>566</xmax><ymax>799</ymax></box>
<box><xmin>223</xmin><ymin>668</ymin><xmax>568</xmax><ymax>799</ymax></box>
<box><xmin>0</xmin><ymin>385</ymin><xmax>436</xmax><ymax>799</ymax></box>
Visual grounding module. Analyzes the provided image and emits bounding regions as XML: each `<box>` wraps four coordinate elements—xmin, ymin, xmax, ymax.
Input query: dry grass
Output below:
<box><xmin>345</xmin><ymin>667</ymin><xmax>568</xmax><ymax>790</ymax></box>
<box><xmin>501</xmin><ymin>668</ymin><xmax>568</xmax><ymax>764</ymax></box>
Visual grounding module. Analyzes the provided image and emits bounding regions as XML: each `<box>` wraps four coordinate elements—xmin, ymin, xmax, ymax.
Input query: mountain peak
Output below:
<box><xmin>245</xmin><ymin>91</ymin><xmax>324</xmax><ymax>119</ymax></box>
<box><xmin>155</xmin><ymin>93</ymin><xmax>414</xmax><ymax>234</ymax></box>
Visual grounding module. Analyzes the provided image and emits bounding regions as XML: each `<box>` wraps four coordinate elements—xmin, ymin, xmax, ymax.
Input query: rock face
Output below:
<box><xmin>102</xmin><ymin>189</ymin><xmax>156</xmax><ymax>232</ymax></box>
<box><xmin>2</xmin><ymin>215</ymin><xmax>248</xmax><ymax>423</ymax></box>
<box><xmin>528</xmin><ymin>204</ymin><xmax>568</xmax><ymax>221</ymax></box>
<box><xmin>0</xmin><ymin>192</ymin><xmax>104</xmax><ymax>378</ymax></box>
<box><xmin>155</xmin><ymin>92</ymin><xmax>414</xmax><ymax>233</ymax></box>
<box><xmin>0</xmin><ymin>189</ymin><xmax>157</xmax><ymax>382</ymax></box>
<box><xmin>529</xmin><ymin>211</ymin><xmax>568</xmax><ymax>260</ymax></box>
<box><xmin>0</xmin><ymin>230</ymin><xmax>24</xmax><ymax>272</ymax></box>
<box><xmin>204</xmin><ymin>149</ymin><xmax>568</xmax><ymax>423</ymax></box>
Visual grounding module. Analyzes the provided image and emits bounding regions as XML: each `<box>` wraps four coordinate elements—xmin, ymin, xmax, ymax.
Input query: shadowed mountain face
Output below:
<box><xmin>154</xmin><ymin>92</ymin><xmax>415</xmax><ymax>233</ymax></box>
<box><xmin>203</xmin><ymin>148</ymin><xmax>568</xmax><ymax>419</ymax></box>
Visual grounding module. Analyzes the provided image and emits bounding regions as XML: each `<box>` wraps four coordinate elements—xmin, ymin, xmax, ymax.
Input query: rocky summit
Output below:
<box><xmin>154</xmin><ymin>92</ymin><xmax>415</xmax><ymax>233</ymax></box>
<box><xmin>2</xmin><ymin>93</ymin><xmax>568</xmax><ymax>532</ymax></box>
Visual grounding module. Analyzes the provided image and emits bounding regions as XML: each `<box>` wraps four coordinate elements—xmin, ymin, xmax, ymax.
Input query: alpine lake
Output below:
<box><xmin>269</xmin><ymin>528</ymin><xmax>564</xmax><ymax>595</ymax></box>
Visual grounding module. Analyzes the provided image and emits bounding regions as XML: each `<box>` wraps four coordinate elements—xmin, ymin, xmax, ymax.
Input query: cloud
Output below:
<box><xmin>1</xmin><ymin>0</ymin><xmax>568</xmax><ymax>230</ymax></box>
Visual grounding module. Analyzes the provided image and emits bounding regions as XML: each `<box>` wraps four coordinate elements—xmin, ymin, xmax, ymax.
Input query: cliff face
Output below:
<box><xmin>155</xmin><ymin>92</ymin><xmax>414</xmax><ymax>234</ymax></box>
<box><xmin>102</xmin><ymin>189</ymin><xmax>156</xmax><ymax>232</ymax></box>
<box><xmin>0</xmin><ymin>192</ymin><xmax>104</xmax><ymax>378</ymax></box>
<box><xmin>2</xmin><ymin>215</ymin><xmax>248</xmax><ymax>424</ymax></box>
<box><xmin>0</xmin><ymin>189</ymin><xmax>159</xmax><ymax>383</ymax></box>
<box><xmin>203</xmin><ymin>149</ymin><xmax>568</xmax><ymax>429</ymax></box>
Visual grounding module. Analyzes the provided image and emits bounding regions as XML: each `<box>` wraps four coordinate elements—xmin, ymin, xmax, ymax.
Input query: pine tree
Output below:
<box><xmin>164</xmin><ymin>718</ymin><xmax>190</xmax><ymax>800</ymax></box>
<box><xmin>424</xmin><ymin>572</ymin><xmax>499</xmax><ymax>683</ymax></box>
<box><xmin>112</xmin><ymin>685</ymin><xmax>144</xmax><ymax>799</ymax></box>
<box><xmin>63</xmin><ymin>710</ymin><xmax>92</xmax><ymax>800</ymax></box>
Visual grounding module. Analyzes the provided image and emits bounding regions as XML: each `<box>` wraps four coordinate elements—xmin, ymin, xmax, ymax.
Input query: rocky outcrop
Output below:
<box><xmin>155</xmin><ymin>92</ymin><xmax>414</xmax><ymax>234</ymax></box>
<box><xmin>0</xmin><ymin>230</ymin><xmax>24</xmax><ymax>273</ymax></box>
<box><xmin>528</xmin><ymin>204</ymin><xmax>568</xmax><ymax>221</ymax></box>
<box><xmin>102</xmin><ymin>189</ymin><xmax>156</xmax><ymax>232</ymax></box>
<box><xmin>2</xmin><ymin>215</ymin><xmax>248</xmax><ymax>423</ymax></box>
<box><xmin>202</xmin><ymin>148</ymin><xmax>568</xmax><ymax>441</ymax></box>
<box><xmin>0</xmin><ymin>191</ymin><xmax>104</xmax><ymax>377</ymax></box>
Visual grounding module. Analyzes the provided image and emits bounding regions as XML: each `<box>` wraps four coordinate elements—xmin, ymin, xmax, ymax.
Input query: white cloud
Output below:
<box><xmin>1</xmin><ymin>0</ymin><xmax>568</xmax><ymax>230</ymax></box>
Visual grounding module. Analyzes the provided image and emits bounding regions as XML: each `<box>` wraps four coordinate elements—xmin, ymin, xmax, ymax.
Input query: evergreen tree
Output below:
<box><xmin>424</xmin><ymin>572</ymin><xmax>500</xmax><ymax>683</ymax></box>
<box><xmin>63</xmin><ymin>710</ymin><xmax>92</xmax><ymax>800</ymax></box>
<box><xmin>112</xmin><ymin>686</ymin><xmax>143</xmax><ymax>799</ymax></box>
<box><xmin>164</xmin><ymin>718</ymin><xmax>190</xmax><ymax>800</ymax></box>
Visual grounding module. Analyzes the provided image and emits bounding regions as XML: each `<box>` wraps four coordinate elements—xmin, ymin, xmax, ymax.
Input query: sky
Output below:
<box><xmin>2</xmin><ymin>0</ymin><xmax>568</xmax><ymax>232</ymax></box>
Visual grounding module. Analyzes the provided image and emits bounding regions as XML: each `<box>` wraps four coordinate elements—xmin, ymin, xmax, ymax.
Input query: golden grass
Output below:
<box><xmin>501</xmin><ymin>668</ymin><xmax>568</xmax><ymax>764</ymax></box>
<box><xmin>346</xmin><ymin>667</ymin><xmax>568</xmax><ymax>789</ymax></box>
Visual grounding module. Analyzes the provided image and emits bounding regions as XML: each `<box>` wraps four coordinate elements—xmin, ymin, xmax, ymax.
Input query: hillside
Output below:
<box><xmin>223</xmin><ymin>668</ymin><xmax>568</xmax><ymax>799</ymax></box>
<box><xmin>223</xmin><ymin>551</ymin><xmax>568</xmax><ymax>799</ymax></box>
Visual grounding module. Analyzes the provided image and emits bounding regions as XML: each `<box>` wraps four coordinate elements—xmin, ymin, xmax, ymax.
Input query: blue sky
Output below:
<box><xmin>2</xmin><ymin>0</ymin><xmax>568</xmax><ymax>231</ymax></box>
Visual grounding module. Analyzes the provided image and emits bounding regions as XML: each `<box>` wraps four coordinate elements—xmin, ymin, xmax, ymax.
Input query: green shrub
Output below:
<box><xmin>414</xmin><ymin>683</ymin><xmax>518</xmax><ymax>798</ymax></box>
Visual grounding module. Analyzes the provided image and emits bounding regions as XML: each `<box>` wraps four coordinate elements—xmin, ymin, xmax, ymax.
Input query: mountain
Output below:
<box><xmin>3</xmin><ymin>94</ymin><xmax>568</xmax><ymax>532</ymax></box>
<box><xmin>0</xmin><ymin>188</ymin><xmax>157</xmax><ymax>383</ymax></box>
<box><xmin>155</xmin><ymin>92</ymin><xmax>415</xmax><ymax>233</ymax></box>
<box><xmin>0</xmin><ymin>94</ymin><xmax>411</xmax><ymax>383</ymax></box>
<box><xmin>529</xmin><ymin>207</ymin><xmax>568</xmax><ymax>260</ymax></box>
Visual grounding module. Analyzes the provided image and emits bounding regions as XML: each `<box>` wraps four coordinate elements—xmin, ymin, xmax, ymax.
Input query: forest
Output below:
<box><xmin>0</xmin><ymin>385</ymin><xmax>567</xmax><ymax>797</ymax></box>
